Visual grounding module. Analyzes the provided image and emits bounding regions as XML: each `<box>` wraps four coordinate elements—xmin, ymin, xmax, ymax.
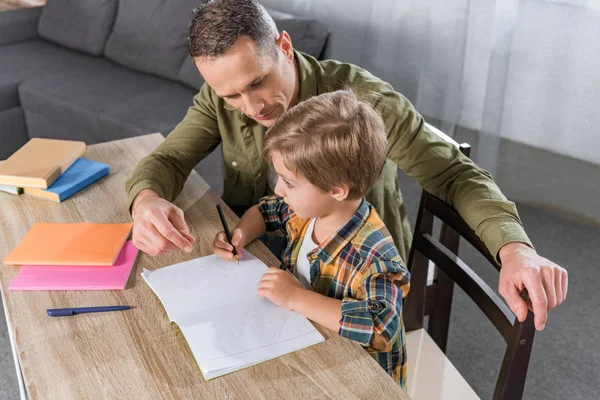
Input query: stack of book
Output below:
<box><xmin>5</xmin><ymin>222</ymin><xmax>138</xmax><ymax>291</ymax></box>
<box><xmin>0</xmin><ymin>138</ymin><xmax>110</xmax><ymax>202</ymax></box>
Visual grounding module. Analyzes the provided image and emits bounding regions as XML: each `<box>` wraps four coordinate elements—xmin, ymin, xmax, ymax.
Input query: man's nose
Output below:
<box><xmin>243</xmin><ymin>96</ymin><xmax>264</xmax><ymax>118</ymax></box>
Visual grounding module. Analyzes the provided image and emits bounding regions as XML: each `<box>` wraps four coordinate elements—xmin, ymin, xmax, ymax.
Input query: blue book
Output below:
<box><xmin>23</xmin><ymin>158</ymin><xmax>109</xmax><ymax>202</ymax></box>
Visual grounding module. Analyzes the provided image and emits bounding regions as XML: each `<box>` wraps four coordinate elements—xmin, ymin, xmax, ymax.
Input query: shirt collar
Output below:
<box><xmin>309</xmin><ymin>198</ymin><xmax>371</xmax><ymax>265</ymax></box>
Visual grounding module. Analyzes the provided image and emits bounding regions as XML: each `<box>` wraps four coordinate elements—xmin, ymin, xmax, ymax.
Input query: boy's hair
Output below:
<box><xmin>187</xmin><ymin>0</ymin><xmax>279</xmax><ymax>59</ymax></box>
<box><xmin>264</xmin><ymin>90</ymin><xmax>388</xmax><ymax>200</ymax></box>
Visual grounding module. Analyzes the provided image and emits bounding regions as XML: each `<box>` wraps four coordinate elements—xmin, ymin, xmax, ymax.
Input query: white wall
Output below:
<box><xmin>262</xmin><ymin>0</ymin><xmax>600</xmax><ymax>165</ymax></box>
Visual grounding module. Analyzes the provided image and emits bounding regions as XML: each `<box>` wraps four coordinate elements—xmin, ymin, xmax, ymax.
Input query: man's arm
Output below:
<box><xmin>125</xmin><ymin>83</ymin><xmax>222</xmax><ymax>210</ymax></box>
<box><xmin>374</xmin><ymin>85</ymin><xmax>530</xmax><ymax>259</ymax></box>
<box><xmin>126</xmin><ymin>84</ymin><xmax>221</xmax><ymax>256</ymax></box>
<box><xmin>375</xmin><ymin>83</ymin><xmax>567</xmax><ymax>330</ymax></box>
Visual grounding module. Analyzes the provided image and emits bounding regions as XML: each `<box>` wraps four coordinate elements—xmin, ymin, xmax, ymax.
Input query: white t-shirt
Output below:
<box><xmin>294</xmin><ymin>218</ymin><xmax>319</xmax><ymax>289</ymax></box>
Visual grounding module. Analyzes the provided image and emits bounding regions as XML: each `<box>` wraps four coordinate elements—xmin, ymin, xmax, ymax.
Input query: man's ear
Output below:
<box><xmin>275</xmin><ymin>31</ymin><xmax>294</xmax><ymax>62</ymax></box>
<box><xmin>330</xmin><ymin>185</ymin><xmax>350</xmax><ymax>202</ymax></box>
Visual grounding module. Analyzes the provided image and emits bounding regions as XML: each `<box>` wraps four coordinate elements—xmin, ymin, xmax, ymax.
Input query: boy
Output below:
<box><xmin>213</xmin><ymin>90</ymin><xmax>410</xmax><ymax>387</ymax></box>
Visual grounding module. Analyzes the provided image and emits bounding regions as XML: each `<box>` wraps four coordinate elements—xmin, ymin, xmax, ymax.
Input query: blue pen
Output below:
<box><xmin>47</xmin><ymin>305</ymin><xmax>131</xmax><ymax>317</ymax></box>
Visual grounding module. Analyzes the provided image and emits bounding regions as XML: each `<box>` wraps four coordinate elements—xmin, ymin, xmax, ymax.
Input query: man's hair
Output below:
<box><xmin>187</xmin><ymin>0</ymin><xmax>279</xmax><ymax>58</ymax></box>
<box><xmin>264</xmin><ymin>90</ymin><xmax>388</xmax><ymax>200</ymax></box>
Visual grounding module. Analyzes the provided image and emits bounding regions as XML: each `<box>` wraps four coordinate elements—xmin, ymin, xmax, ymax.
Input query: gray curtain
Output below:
<box><xmin>261</xmin><ymin>0</ymin><xmax>600</xmax><ymax>220</ymax></box>
<box><xmin>260</xmin><ymin>0</ymin><xmax>469</xmax><ymax>137</ymax></box>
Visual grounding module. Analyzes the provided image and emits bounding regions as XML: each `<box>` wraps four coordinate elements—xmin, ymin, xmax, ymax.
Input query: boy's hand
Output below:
<box><xmin>257</xmin><ymin>268</ymin><xmax>305</xmax><ymax>310</ymax></box>
<box><xmin>213</xmin><ymin>228</ymin><xmax>245</xmax><ymax>261</ymax></box>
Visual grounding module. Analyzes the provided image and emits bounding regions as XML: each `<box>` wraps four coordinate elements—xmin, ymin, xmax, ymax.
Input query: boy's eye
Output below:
<box><xmin>284</xmin><ymin>180</ymin><xmax>293</xmax><ymax>189</ymax></box>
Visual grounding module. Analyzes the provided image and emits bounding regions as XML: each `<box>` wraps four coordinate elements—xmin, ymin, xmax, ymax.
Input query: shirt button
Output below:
<box><xmin>232</xmin><ymin>161</ymin><xmax>237</xmax><ymax>167</ymax></box>
<box><xmin>245</xmin><ymin>132</ymin><xmax>251</xmax><ymax>138</ymax></box>
<box><xmin>256</xmin><ymin>172</ymin><xmax>261</xmax><ymax>178</ymax></box>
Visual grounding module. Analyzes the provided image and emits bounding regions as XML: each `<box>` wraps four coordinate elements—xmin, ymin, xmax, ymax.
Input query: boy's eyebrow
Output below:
<box><xmin>277</xmin><ymin>172</ymin><xmax>297</xmax><ymax>183</ymax></box>
<box><xmin>217</xmin><ymin>75</ymin><xmax>266</xmax><ymax>98</ymax></box>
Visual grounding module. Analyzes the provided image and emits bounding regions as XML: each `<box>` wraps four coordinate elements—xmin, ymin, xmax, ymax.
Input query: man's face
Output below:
<box><xmin>194</xmin><ymin>33</ymin><xmax>298</xmax><ymax>127</ymax></box>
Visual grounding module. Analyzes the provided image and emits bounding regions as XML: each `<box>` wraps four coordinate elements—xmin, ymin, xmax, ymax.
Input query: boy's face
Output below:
<box><xmin>271</xmin><ymin>152</ymin><xmax>341</xmax><ymax>219</ymax></box>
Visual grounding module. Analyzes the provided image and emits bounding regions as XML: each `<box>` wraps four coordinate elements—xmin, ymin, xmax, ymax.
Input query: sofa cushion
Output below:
<box><xmin>104</xmin><ymin>0</ymin><xmax>205</xmax><ymax>81</ymax></box>
<box><xmin>176</xmin><ymin>7</ymin><xmax>331</xmax><ymax>90</ymax></box>
<box><xmin>0</xmin><ymin>40</ymin><xmax>98</xmax><ymax>111</ymax></box>
<box><xmin>38</xmin><ymin>0</ymin><xmax>118</xmax><ymax>56</ymax></box>
<box><xmin>0</xmin><ymin>107</ymin><xmax>29</xmax><ymax>160</ymax></box>
<box><xmin>19</xmin><ymin>59</ymin><xmax>196</xmax><ymax>143</ymax></box>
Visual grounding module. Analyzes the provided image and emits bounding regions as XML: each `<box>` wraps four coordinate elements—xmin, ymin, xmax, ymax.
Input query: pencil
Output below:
<box><xmin>216</xmin><ymin>204</ymin><xmax>239</xmax><ymax>264</ymax></box>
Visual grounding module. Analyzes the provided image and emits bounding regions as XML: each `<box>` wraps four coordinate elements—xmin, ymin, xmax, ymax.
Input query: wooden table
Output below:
<box><xmin>0</xmin><ymin>134</ymin><xmax>409</xmax><ymax>399</ymax></box>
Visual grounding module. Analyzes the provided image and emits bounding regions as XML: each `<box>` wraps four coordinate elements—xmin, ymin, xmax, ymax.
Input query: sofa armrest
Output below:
<box><xmin>0</xmin><ymin>6</ymin><xmax>43</xmax><ymax>46</ymax></box>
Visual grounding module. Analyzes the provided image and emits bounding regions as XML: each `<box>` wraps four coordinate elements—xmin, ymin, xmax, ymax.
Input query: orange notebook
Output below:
<box><xmin>3</xmin><ymin>222</ymin><xmax>133</xmax><ymax>266</ymax></box>
<box><xmin>0</xmin><ymin>138</ymin><xmax>86</xmax><ymax>189</ymax></box>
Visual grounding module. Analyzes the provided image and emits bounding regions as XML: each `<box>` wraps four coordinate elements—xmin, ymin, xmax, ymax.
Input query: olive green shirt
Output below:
<box><xmin>125</xmin><ymin>51</ymin><xmax>531</xmax><ymax>263</ymax></box>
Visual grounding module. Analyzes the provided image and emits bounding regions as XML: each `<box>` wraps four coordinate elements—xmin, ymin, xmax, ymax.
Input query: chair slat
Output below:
<box><xmin>415</xmin><ymin>233</ymin><xmax>515</xmax><ymax>342</ymax></box>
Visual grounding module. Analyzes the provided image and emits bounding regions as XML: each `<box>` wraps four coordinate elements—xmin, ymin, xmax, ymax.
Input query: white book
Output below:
<box><xmin>142</xmin><ymin>251</ymin><xmax>325</xmax><ymax>380</ymax></box>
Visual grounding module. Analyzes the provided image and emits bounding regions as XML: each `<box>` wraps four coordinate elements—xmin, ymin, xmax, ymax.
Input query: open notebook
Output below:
<box><xmin>142</xmin><ymin>251</ymin><xmax>325</xmax><ymax>380</ymax></box>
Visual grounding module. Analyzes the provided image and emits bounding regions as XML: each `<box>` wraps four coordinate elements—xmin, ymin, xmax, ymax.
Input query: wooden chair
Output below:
<box><xmin>403</xmin><ymin>123</ymin><xmax>536</xmax><ymax>400</ymax></box>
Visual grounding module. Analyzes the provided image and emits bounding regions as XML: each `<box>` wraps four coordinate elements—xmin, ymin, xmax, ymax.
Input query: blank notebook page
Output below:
<box><xmin>142</xmin><ymin>251</ymin><xmax>325</xmax><ymax>380</ymax></box>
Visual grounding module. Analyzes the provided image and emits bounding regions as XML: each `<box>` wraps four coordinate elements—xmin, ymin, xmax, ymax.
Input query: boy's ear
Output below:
<box><xmin>330</xmin><ymin>185</ymin><xmax>350</xmax><ymax>202</ymax></box>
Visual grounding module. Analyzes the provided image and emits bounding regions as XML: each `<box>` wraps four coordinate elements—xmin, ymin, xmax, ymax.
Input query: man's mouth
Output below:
<box><xmin>255</xmin><ymin>108</ymin><xmax>274</xmax><ymax>121</ymax></box>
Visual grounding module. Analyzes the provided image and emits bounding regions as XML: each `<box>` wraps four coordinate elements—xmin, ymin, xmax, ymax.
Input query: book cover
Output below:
<box><xmin>0</xmin><ymin>138</ymin><xmax>86</xmax><ymax>188</ymax></box>
<box><xmin>3</xmin><ymin>222</ymin><xmax>133</xmax><ymax>266</ymax></box>
<box><xmin>23</xmin><ymin>158</ymin><xmax>110</xmax><ymax>202</ymax></box>
<box><xmin>9</xmin><ymin>242</ymin><xmax>139</xmax><ymax>291</ymax></box>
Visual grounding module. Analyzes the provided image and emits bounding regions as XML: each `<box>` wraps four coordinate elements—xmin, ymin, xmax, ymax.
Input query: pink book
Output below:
<box><xmin>9</xmin><ymin>242</ymin><xmax>139</xmax><ymax>291</ymax></box>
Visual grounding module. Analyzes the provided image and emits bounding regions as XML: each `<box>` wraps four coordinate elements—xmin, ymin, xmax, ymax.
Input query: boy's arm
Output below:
<box><xmin>234</xmin><ymin>205</ymin><xmax>266</xmax><ymax>247</ymax></box>
<box><xmin>290</xmin><ymin>290</ymin><xmax>342</xmax><ymax>332</ymax></box>
<box><xmin>290</xmin><ymin>290</ymin><xmax>388</xmax><ymax>350</ymax></box>
<box><xmin>257</xmin><ymin>195</ymin><xmax>292</xmax><ymax>235</ymax></box>
<box><xmin>338</xmin><ymin>260</ymin><xmax>410</xmax><ymax>352</ymax></box>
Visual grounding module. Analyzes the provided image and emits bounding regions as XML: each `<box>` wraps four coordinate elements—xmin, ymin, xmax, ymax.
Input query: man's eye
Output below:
<box><xmin>251</xmin><ymin>78</ymin><xmax>265</xmax><ymax>87</ymax></box>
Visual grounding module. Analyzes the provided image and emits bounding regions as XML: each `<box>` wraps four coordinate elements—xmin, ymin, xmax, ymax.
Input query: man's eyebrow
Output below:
<box><xmin>217</xmin><ymin>75</ymin><xmax>265</xmax><ymax>98</ymax></box>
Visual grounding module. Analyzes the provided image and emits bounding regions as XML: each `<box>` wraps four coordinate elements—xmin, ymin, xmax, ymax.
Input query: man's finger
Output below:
<box><xmin>152</xmin><ymin>212</ymin><xmax>192</xmax><ymax>252</ymax></box>
<box><xmin>542</xmin><ymin>268</ymin><xmax>557</xmax><ymax>309</ymax></box>
<box><xmin>562</xmin><ymin>269</ymin><xmax>568</xmax><ymax>301</ymax></box>
<box><xmin>554</xmin><ymin>267</ymin><xmax>563</xmax><ymax>306</ymax></box>
<box><xmin>182</xmin><ymin>232</ymin><xmax>196</xmax><ymax>243</ymax></box>
<box><xmin>169</xmin><ymin>208</ymin><xmax>194</xmax><ymax>241</ymax></box>
<box><xmin>523</xmin><ymin>272</ymin><xmax>548</xmax><ymax>330</ymax></box>
<box><xmin>145</xmin><ymin>224</ymin><xmax>180</xmax><ymax>254</ymax></box>
<box><xmin>502</xmin><ymin>283</ymin><xmax>528</xmax><ymax>323</ymax></box>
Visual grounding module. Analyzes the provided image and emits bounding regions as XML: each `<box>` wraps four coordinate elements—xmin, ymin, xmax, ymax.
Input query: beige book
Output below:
<box><xmin>0</xmin><ymin>138</ymin><xmax>86</xmax><ymax>188</ymax></box>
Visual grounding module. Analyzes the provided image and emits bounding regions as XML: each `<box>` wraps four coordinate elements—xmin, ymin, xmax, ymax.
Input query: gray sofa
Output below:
<box><xmin>0</xmin><ymin>0</ymin><xmax>329</xmax><ymax>192</ymax></box>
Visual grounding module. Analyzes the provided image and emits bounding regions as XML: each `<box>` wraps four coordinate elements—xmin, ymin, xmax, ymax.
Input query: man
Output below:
<box><xmin>126</xmin><ymin>0</ymin><xmax>567</xmax><ymax>332</ymax></box>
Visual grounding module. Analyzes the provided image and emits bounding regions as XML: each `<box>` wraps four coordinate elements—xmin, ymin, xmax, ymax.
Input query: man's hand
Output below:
<box><xmin>498</xmin><ymin>242</ymin><xmax>568</xmax><ymax>331</ymax></box>
<box><xmin>131</xmin><ymin>189</ymin><xmax>196</xmax><ymax>256</ymax></box>
<box><xmin>213</xmin><ymin>228</ymin><xmax>245</xmax><ymax>261</ymax></box>
<box><xmin>257</xmin><ymin>268</ymin><xmax>305</xmax><ymax>310</ymax></box>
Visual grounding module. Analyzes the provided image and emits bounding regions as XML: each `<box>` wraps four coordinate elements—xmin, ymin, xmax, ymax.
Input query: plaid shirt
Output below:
<box><xmin>258</xmin><ymin>195</ymin><xmax>411</xmax><ymax>387</ymax></box>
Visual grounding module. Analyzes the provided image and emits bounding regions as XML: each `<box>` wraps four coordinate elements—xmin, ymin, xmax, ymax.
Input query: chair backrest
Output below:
<box><xmin>403</xmin><ymin>123</ymin><xmax>536</xmax><ymax>400</ymax></box>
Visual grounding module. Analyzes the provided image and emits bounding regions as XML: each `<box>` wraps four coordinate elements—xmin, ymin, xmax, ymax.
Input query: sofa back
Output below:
<box><xmin>104</xmin><ymin>0</ymin><xmax>203</xmax><ymax>82</ymax></box>
<box><xmin>38</xmin><ymin>1</ymin><xmax>330</xmax><ymax>90</ymax></box>
<box><xmin>38</xmin><ymin>0</ymin><xmax>118</xmax><ymax>56</ymax></box>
